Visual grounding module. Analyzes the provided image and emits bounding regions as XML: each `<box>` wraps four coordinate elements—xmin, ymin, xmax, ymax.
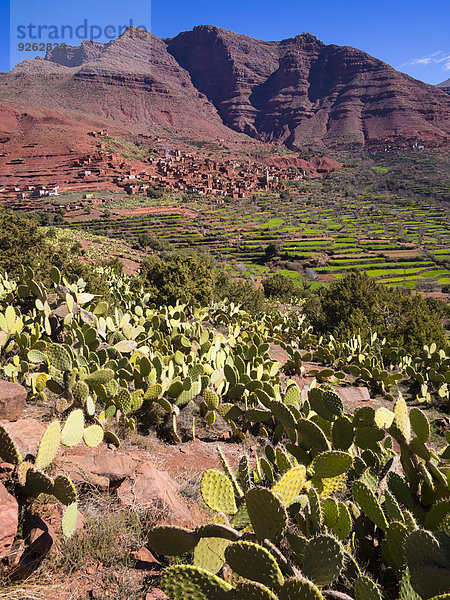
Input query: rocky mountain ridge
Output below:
<box><xmin>0</xmin><ymin>25</ymin><xmax>448</xmax><ymax>147</ymax></box>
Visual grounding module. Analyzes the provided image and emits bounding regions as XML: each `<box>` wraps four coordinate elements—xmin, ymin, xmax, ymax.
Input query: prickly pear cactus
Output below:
<box><xmin>272</xmin><ymin>466</ymin><xmax>307</xmax><ymax>505</ymax></box>
<box><xmin>83</xmin><ymin>424</ymin><xmax>104</xmax><ymax>448</ymax></box>
<box><xmin>0</xmin><ymin>423</ymin><xmax>22</xmax><ymax>464</ymax></box>
<box><xmin>35</xmin><ymin>421</ymin><xmax>61</xmax><ymax>470</ymax></box>
<box><xmin>302</xmin><ymin>534</ymin><xmax>345</xmax><ymax>587</ymax></box>
<box><xmin>352</xmin><ymin>480</ymin><xmax>388</xmax><ymax>531</ymax></box>
<box><xmin>161</xmin><ymin>565</ymin><xmax>233</xmax><ymax>600</ymax></box>
<box><xmin>47</xmin><ymin>344</ymin><xmax>72</xmax><ymax>372</ymax></box>
<box><xmin>245</xmin><ymin>487</ymin><xmax>287</xmax><ymax>542</ymax></box>
<box><xmin>233</xmin><ymin>581</ymin><xmax>279</xmax><ymax>600</ymax></box>
<box><xmin>405</xmin><ymin>529</ymin><xmax>450</xmax><ymax>599</ymax></box>
<box><xmin>353</xmin><ymin>576</ymin><xmax>382</xmax><ymax>600</ymax></box>
<box><xmin>224</xmin><ymin>540</ymin><xmax>285</xmax><ymax>588</ymax></box>
<box><xmin>201</xmin><ymin>469</ymin><xmax>238</xmax><ymax>515</ymax></box>
<box><xmin>278</xmin><ymin>578</ymin><xmax>323</xmax><ymax>600</ymax></box>
<box><xmin>309</xmin><ymin>451</ymin><xmax>352</xmax><ymax>479</ymax></box>
<box><xmin>148</xmin><ymin>525</ymin><xmax>200</xmax><ymax>556</ymax></box>
<box><xmin>61</xmin><ymin>502</ymin><xmax>78</xmax><ymax>538</ymax></box>
<box><xmin>61</xmin><ymin>409</ymin><xmax>85</xmax><ymax>447</ymax></box>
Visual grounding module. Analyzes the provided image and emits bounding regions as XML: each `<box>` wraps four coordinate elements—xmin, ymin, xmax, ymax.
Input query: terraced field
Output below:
<box><xmin>63</xmin><ymin>192</ymin><xmax>450</xmax><ymax>291</ymax></box>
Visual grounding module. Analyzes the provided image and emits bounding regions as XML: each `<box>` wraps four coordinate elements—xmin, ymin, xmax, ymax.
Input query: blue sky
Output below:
<box><xmin>0</xmin><ymin>0</ymin><xmax>449</xmax><ymax>84</ymax></box>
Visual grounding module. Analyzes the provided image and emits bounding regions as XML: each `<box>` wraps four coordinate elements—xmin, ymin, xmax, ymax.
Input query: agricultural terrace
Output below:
<box><xmin>62</xmin><ymin>192</ymin><xmax>450</xmax><ymax>292</ymax></box>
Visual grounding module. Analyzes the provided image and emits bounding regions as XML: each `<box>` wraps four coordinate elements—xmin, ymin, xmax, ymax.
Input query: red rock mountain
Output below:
<box><xmin>0</xmin><ymin>25</ymin><xmax>449</xmax><ymax>147</ymax></box>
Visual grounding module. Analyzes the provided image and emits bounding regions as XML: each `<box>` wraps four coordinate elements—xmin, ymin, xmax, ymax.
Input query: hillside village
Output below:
<box><xmin>0</xmin><ymin>133</ymin><xmax>340</xmax><ymax>212</ymax></box>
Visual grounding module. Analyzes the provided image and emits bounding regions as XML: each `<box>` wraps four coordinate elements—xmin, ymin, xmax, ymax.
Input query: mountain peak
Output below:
<box><xmin>1</xmin><ymin>25</ymin><xmax>449</xmax><ymax>147</ymax></box>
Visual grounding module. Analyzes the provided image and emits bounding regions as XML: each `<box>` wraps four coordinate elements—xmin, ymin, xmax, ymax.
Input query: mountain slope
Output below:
<box><xmin>437</xmin><ymin>79</ymin><xmax>450</xmax><ymax>94</ymax></box>
<box><xmin>0</xmin><ymin>28</ymin><xmax>241</xmax><ymax>142</ymax></box>
<box><xmin>0</xmin><ymin>26</ymin><xmax>449</xmax><ymax>147</ymax></box>
<box><xmin>166</xmin><ymin>26</ymin><xmax>450</xmax><ymax>146</ymax></box>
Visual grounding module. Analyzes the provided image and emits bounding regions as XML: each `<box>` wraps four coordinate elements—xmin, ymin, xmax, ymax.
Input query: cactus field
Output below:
<box><xmin>0</xmin><ymin>258</ymin><xmax>449</xmax><ymax>599</ymax></box>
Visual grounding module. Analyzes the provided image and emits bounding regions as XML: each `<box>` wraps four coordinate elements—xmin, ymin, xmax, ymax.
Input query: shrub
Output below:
<box><xmin>262</xmin><ymin>273</ymin><xmax>296</xmax><ymax>301</ymax></box>
<box><xmin>140</xmin><ymin>254</ymin><xmax>214</xmax><ymax>307</ymax></box>
<box><xmin>265</xmin><ymin>242</ymin><xmax>281</xmax><ymax>260</ymax></box>
<box><xmin>304</xmin><ymin>270</ymin><xmax>447</xmax><ymax>353</ymax></box>
<box><xmin>214</xmin><ymin>271</ymin><xmax>266</xmax><ymax>314</ymax></box>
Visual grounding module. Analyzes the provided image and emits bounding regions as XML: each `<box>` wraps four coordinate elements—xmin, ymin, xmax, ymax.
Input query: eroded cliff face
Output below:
<box><xmin>0</xmin><ymin>25</ymin><xmax>448</xmax><ymax>147</ymax></box>
<box><xmin>166</xmin><ymin>27</ymin><xmax>450</xmax><ymax>146</ymax></box>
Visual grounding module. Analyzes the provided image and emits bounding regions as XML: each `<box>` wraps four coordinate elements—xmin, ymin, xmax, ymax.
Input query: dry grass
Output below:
<box><xmin>0</xmin><ymin>576</ymin><xmax>61</xmax><ymax>600</ymax></box>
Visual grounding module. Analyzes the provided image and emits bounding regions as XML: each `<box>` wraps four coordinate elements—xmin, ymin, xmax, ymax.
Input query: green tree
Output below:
<box><xmin>0</xmin><ymin>210</ymin><xmax>46</xmax><ymax>276</ymax></box>
<box><xmin>214</xmin><ymin>271</ymin><xmax>265</xmax><ymax>314</ymax></box>
<box><xmin>140</xmin><ymin>254</ymin><xmax>214</xmax><ymax>307</ymax></box>
<box><xmin>304</xmin><ymin>271</ymin><xmax>447</xmax><ymax>353</ymax></box>
<box><xmin>265</xmin><ymin>242</ymin><xmax>281</xmax><ymax>261</ymax></box>
<box><xmin>262</xmin><ymin>273</ymin><xmax>296</xmax><ymax>301</ymax></box>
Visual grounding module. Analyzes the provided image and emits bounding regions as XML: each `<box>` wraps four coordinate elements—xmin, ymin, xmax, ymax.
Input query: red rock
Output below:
<box><xmin>338</xmin><ymin>387</ymin><xmax>371</xmax><ymax>405</ymax></box>
<box><xmin>1</xmin><ymin>418</ymin><xmax>46</xmax><ymax>456</ymax></box>
<box><xmin>132</xmin><ymin>547</ymin><xmax>161</xmax><ymax>570</ymax></box>
<box><xmin>167</xmin><ymin>26</ymin><xmax>450</xmax><ymax>146</ymax></box>
<box><xmin>0</xmin><ymin>483</ymin><xmax>18</xmax><ymax>560</ymax></box>
<box><xmin>54</xmin><ymin>451</ymin><xmax>138</xmax><ymax>490</ymax></box>
<box><xmin>0</xmin><ymin>26</ymin><xmax>447</xmax><ymax>149</ymax></box>
<box><xmin>117</xmin><ymin>461</ymin><xmax>191</xmax><ymax>524</ymax></box>
<box><xmin>0</xmin><ymin>380</ymin><xmax>27</xmax><ymax>421</ymax></box>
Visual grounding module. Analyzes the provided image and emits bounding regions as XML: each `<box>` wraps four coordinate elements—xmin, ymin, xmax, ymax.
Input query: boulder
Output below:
<box><xmin>0</xmin><ymin>482</ymin><xmax>18</xmax><ymax>560</ymax></box>
<box><xmin>55</xmin><ymin>449</ymin><xmax>138</xmax><ymax>489</ymax></box>
<box><xmin>1</xmin><ymin>418</ymin><xmax>46</xmax><ymax>456</ymax></box>
<box><xmin>0</xmin><ymin>380</ymin><xmax>27</xmax><ymax>421</ymax></box>
<box><xmin>338</xmin><ymin>387</ymin><xmax>371</xmax><ymax>406</ymax></box>
<box><xmin>117</xmin><ymin>461</ymin><xmax>192</xmax><ymax>524</ymax></box>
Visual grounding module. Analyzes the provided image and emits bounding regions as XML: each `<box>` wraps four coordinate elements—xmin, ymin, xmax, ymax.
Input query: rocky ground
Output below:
<box><xmin>1</xmin><ymin>367</ymin><xmax>448</xmax><ymax>600</ymax></box>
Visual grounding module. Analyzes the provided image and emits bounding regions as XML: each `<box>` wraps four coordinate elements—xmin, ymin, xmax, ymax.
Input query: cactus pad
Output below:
<box><xmin>144</xmin><ymin>383</ymin><xmax>163</xmax><ymax>401</ymax></box>
<box><xmin>61</xmin><ymin>409</ymin><xmax>85</xmax><ymax>447</ymax></box>
<box><xmin>409</xmin><ymin>407</ymin><xmax>430</xmax><ymax>443</ymax></box>
<box><xmin>352</xmin><ymin>480</ymin><xmax>388</xmax><ymax>531</ymax></box>
<box><xmin>83</xmin><ymin>425</ymin><xmax>104</xmax><ymax>448</ymax></box>
<box><xmin>204</xmin><ymin>389</ymin><xmax>220</xmax><ymax>410</ymax></box>
<box><xmin>425</xmin><ymin>499</ymin><xmax>450</xmax><ymax>532</ymax></box>
<box><xmin>333</xmin><ymin>502</ymin><xmax>352</xmax><ymax>540</ymax></box>
<box><xmin>47</xmin><ymin>345</ymin><xmax>72</xmax><ymax>372</ymax></box>
<box><xmin>72</xmin><ymin>381</ymin><xmax>89</xmax><ymax>405</ymax></box>
<box><xmin>24</xmin><ymin>467</ymin><xmax>54</xmax><ymax>497</ymax></box>
<box><xmin>161</xmin><ymin>565</ymin><xmax>233</xmax><ymax>600</ymax></box>
<box><xmin>53</xmin><ymin>474</ymin><xmax>77</xmax><ymax>505</ymax></box>
<box><xmin>225</xmin><ymin>541</ymin><xmax>284</xmax><ymax>588</ymax></box>
<box><xmin>200</xmin><ymin>469</ymin><xmax>238</xmax><ymax>515</ymax></box>
<box><xmin>245</xmin><ymin>487</ymin><xmax>287</xmax><ymax>542</ymax></box>
<box><xmin>302</xmin><ymin>534</ymin><xmax>345</xmax><ymax>587</ymax></box>
<box><xmin>405</xmin><ymin>529</ymin><xmax>450</xmax><ymax>599</ymax></box>
<box><xmin>0</xmin><ymin>423</ymin><xmax>22</xmax><ymax>464</ymax></box>
<box><xmin>272</xmin><ymin>466</ymin><xmax>307</xmax><ymax>505</ymax></box>
<box><xmin>194</xmin><ymin>515</ymin><xmax>232</xmax><ymax>574</ymax></box>
<box><xmin>84</xmin><ymin>369</ymin><xmax>115</xmax><ymax>385</ymax></box>
<box><xmin>197</xmin><ymin>523</ymin><xmax>241</xmax><ymax>541</ymax></box>
<box><xmin>297</xmin><ymin>419</ymin><xmax>330</xmax><ymax>453</ymax></box>
<box><xmin>148</xmin><ymin>525</ymin><xmax>200</xmax><ymax>556</ymax></box>
<box><xmin>322</xmin><ymin>390</ymin><xmax>344</xmax><ymax>417</ymax></box>
<box><xmin>62</xmin><ymin>502</ymin><xmax>78</xmax><ymax>538</ymax></box>
<box><xmin>35</xmin><ymin>420</ymin><xmax>61</xmax><ymax>470</ymax></box>
<box><xmin>234</xmin><ymin>581</ymin><xmax>279</xmax><ymax>600</ymax></box>
<box><xmin>116</xmin><ymin>389</ymin><xmax>132</xmax><ymax>415</ymax></box>
<box><xmin>383</xmin><ymin>521</ymin><xmax>407</xmax><ymax>570</ymax></box>
<box><xmin>308</xmin><ymin>486</ymin><xmax>323</xmax><ymax>532</ymax></box>
<box><xmin>332</xmin><ymin>416</ymin><xmax>354</xmax><ymax>451</ymax></box>
<box><xmin>278</xmin><ymin>578</ymin><xmax>323</xmax><ymax>600</ymax></box>
<box><xmin>354</xmin><ymin>576</ymin><xmax>382</xmax><ymax>600</ymax></box>
<box><xmin>310</xmin><ymin>451</ymin><xmax>352</xmax><ymax>479</ymax></box>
